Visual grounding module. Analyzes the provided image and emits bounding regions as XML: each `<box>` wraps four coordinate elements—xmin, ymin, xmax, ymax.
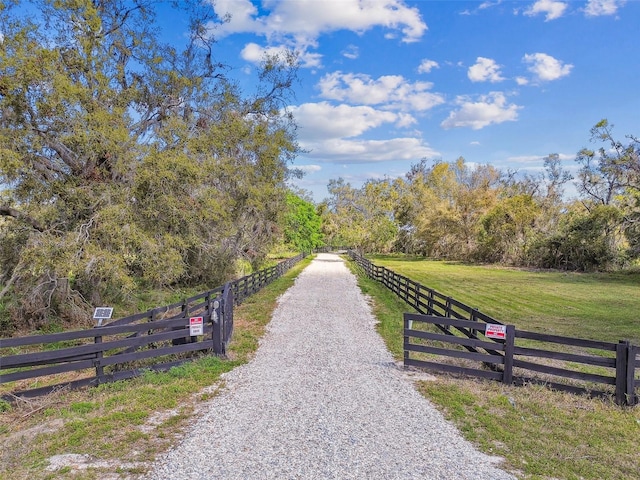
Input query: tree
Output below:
<box><xmin>575</xmin><ymin>120</ymin><xmax>639</xmax><ymax>206</ymax></box>
<box><xmin>283</xmin><ymin>192</ymin><xmax>324</xmax><ymax>252</ymax></box>
<box><xmin>530</xmin><ymin>203</ymin><xmax>624</xmax><ymax>271</ymax></box>
<box><xmin>477</xmin><ymin>194</ymin><xmax>540</xmax><ymax>264</ymax></box>
<box><xmin>0</xmin><ymin>1</ymin><xmax>300</xmax><ymax>329</ymax></box>
<box><xmin>320</xmin><ymin>178</ymin><xmax>398</xmax><ymax>252</ymax></box>
<box><xmin>475</xmin><ymin>154</ymin><xmax>571</xmax><ymax>265</ymax></box>
<box><xmin>397</xmin><ymin>158</ymin><xmax>499</xmax><ymax>259</ymax></box>
<box><xmin>573</xmin><ymin>120</ymin><xmax>640</xmax><ymax>266</ymax></box>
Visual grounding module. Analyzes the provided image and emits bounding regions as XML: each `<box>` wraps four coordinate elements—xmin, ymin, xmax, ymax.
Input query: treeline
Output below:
<box><xmin>0</xmin><ymin>1</ymin><xmax>319</xmax><ymax>331</ymax></box>
<box><xmin>320</xmin><ymin>120</ymin><xmax>640</xmax><ymax>271</ymax></box>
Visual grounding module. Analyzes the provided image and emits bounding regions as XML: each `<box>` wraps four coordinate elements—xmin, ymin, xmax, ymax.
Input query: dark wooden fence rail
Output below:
<box><xmin>1</xmin><ymin>253</ymin><xmax>306</xmax><ymax>399</ymax></box>
<box><xmin>349</xmin><ymin>250</ymin><xmax>639</xmax><ymax>406</ymax></box>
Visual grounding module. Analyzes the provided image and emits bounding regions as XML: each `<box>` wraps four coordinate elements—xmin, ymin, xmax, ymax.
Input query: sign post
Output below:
<box><xmin>93</xmin><ymin>307</ymin><xmax>113</xmax><ymax>327</ymax></box>
<box><xmin>92</xmin><ymin>307</ymin><xmax>113</xmax><ymax>384</ymax></box>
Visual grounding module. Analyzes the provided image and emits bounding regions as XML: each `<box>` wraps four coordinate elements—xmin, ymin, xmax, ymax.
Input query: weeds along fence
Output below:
<box><xmin>0</xmin><ymin>253</ymin><xmax>306</xmax><ymax>399</ymax></box>
<box><xmin>348</xmin><ymin>250</ymin><xmax>639</xmax><ymax>406</ymax></box>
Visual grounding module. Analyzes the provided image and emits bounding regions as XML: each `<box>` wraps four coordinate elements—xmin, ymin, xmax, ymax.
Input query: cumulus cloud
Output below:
<box><xmin>296</xmin><ymin>164</ymin><xmax>322</xmax><ymax>173</ymax></box>
<box><xmin>317</xmin><ymin>71</ymin><xmax>445</xmax><ymax>112</ymax></box>
<box><xmin>440</xmin><ymin>92</ymin><xmax>521</xmax><ymax>130</ymax></box>
<box><xmin>289</xmin><ymin>102</ymin><xmax>438</xmax><ymax>163</ymax></box>
<box><xmin>209</xmin><ymin>0</ymin><xmax>427</xmax><ymax>45</ymax></box>
<box><xmin>584</xmin><ymin>0</ymin><xmax>625</xmax><ymax>17</ymax></box>
<box><xmin>418</xmin><ymin>59</ymin><xmax>439</xmax><ymax>74</ymax></box>
<box><xmin>524</xmin><ymin>0</ymin><xmax>568</xmax><ymax>21</ymax></box>
<box><xmin>523</xmin><ymin>53</ymin><xmax>573</xmax><ymax>82</ymax></box>
<box><xmin>467</xmin><ymin>57</ymin><xmax>505</xmax><ymax>83</ymax></box>
<box><xmin>302</xmin><ymin>137</ymin><xmax>439</xmax><ymax>164</ymax></box>
<box><xmin>289</xmin><ymin>102</ymin><xmax>399</xmax><ymax>141</ymax></box>
<box><xmin>240</xmin><ymin>43</ymin><xmax>322</xmax><ymax>68</ymax></box>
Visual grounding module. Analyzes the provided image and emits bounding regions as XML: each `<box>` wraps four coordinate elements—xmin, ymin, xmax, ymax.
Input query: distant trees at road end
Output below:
<box><xmin>319</xmin><ymin>120</ymin><xmax>640</xmax><ymax>272</ymax></box>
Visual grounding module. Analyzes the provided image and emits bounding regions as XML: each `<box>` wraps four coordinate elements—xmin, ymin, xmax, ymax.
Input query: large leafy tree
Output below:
<box><xmin>572</xmin><ymin>120</ymin><xmax>640</xmax><ymax>267</ymax></box>
<box><xmin>0</xmin><ymin>1</ymin><xmax>299</xmax><ymax>329</ymax></box>
<box><xmin>283</xmin><ymin>191</ymin><xmax>323</xmax><ymax>253</ymax></box>
<box><xmin>320</xmin><ymin>178</ymin><xmax>398</xmax><ymax>253</ymax></box>
<box><xmin>396</xmin><ymin>158</ymin><xmax>499</xmax><ymax>259</ymax></box>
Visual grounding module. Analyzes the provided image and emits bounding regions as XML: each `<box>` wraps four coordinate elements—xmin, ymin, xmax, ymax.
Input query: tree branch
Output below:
<box><xmin>0</xmin><ymin>205</ymin><xmax>45</xmax><ymax>231</ymax></box>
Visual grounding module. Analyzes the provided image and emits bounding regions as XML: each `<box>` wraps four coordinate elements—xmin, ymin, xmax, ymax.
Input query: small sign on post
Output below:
<box><xmin>189</xmin><ymin>316</ymin><xmax>204</xmax><ymax>336</ymax></box>
<box><xmin>93</xmin><ymin>307</ymin><xmax>113</xmax><ymax>326</ymax></box>
<box><xmin>485</xmin><ymin>323</ymin><xmax>507</xmax><ymax>340</ymax></box>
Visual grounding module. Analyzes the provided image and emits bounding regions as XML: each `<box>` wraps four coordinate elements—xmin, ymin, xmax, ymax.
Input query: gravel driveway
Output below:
<box><xmin>146</xmin><ymin>253</ymin><xmax>516</xmax><ymax>479</ymax></box>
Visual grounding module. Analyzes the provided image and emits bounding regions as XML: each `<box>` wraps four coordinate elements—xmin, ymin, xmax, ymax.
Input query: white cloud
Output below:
<box><xmin>240</xmin><ymin>42</ymin><xmax>322</xmax><ymax>68</ymax></box>
<box><xmin>342</xmin><ymin>45</ymin><xmax>359</xmax><ymax>60</ymax></box>
<box><xmin>303</xmin><ymin>137</ymin><xmax>439</xmax><ymax>164</ymax></box>
<box><xmin>480</xmin><ymin>1</ymin><xmax>503</xmax><ymax>9</ymax></box>
<box><xmin>460</xmin><ymin>1</ymin><xmax>502</xmax><ymax>15</ymax></box>
<box><xmin>515</xmin><ymin>76</ymin><xmax>529</xmax><ymax>86</ymax></box>
<box><xmin>524</xmin><ymin>0</ymin><xmax>568</xmax><ymax>21</ymax></box>
<box><xmin>209</xmin><ymin>0</ymin><xmax>427</xmax><ymax>45</ymax></box>
<box><xmin>296</xmin><ymin>164</ymin><xmax>322</xmax><ymax>173</ymax></box>
<box><xmin>441</xmin><ymin>92</ymin><xmax>521</xmax><ymax>130</ymax></box>
<box><xmin>209</xmin><ymin>0</ymin><xmax>259</xmax><ymax>35</ymax></box>
<box><xmin>418</xmin><ymin>59</ymin><xmax>439</xmax><ymax>74</ymax></box>
<box><xmin>584</xmin><ymin>0</ymin><xmax>625</xmax><ymax>17</ymax></box>
<box><xmin>467</xmin><ymin>57</ymin><xmax>505</xmax><ymax>83</ymax></box>
<box><xmin>289</xmin><ymin>102</ymin><xmax>438</xmax><ymax>163</ymax></box>
<box><xmin>523</xmin><ymin>53</ymin><xmax>573</xmax><ymax>82</ymax></box>
<box><xmin>291</xmin><ymin>102</ymin><xmax>401</xmax><ymax>141</ymax></box>
<box><xmin>317</xmin><ymin>71</ymin><xmax>444</xmax><ymax>112</ymax></box>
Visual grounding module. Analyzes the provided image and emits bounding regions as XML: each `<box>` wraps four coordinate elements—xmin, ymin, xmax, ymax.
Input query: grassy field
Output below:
<box><xmin>370</xmin><ymin>254</ymin><xmax>640</xmax><ymax>344</ymax></box>
<box><xmin>0</xmin><ymin>256</ymin><xmax>313</xmax><ymax>480</ymax></box>
<box><xmin>350</xmin><ymin>254</ymin><xmax>640</xmax><ymax>480</ymax></box>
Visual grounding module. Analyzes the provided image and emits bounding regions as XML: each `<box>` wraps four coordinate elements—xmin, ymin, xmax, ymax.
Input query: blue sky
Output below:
<box><xmin>196</xmin><ymin>0</ymin><xmax>639</xmax><ymax>202</ymax></box>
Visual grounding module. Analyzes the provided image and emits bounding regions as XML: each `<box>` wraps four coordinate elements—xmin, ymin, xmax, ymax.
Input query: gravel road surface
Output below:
<box><xmin>146</xmin><ymin>253</ymin><xmax>516</xmax><ymax>479</ymax></box>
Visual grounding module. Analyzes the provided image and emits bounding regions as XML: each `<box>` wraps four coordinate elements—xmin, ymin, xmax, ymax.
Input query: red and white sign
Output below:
<box><xmin>485</xmin><ymin>323</ymin><xmax>507</xmax><ymax>340</ymax></box>
<box><xmin>189</xmin><ymin>316</ymin><xmax>204</xmax><ymax>336</ymax></box>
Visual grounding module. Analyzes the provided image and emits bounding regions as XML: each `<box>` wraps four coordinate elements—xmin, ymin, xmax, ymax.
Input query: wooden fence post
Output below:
<box><xmin>626</xmin><ymin>343</ymin><xmax>637</xmax><ymax>406</ymax></box>
<box><xmin>403</xmin><ymin>313</ymin><xmax>410</xmax><ymax>367</ymax></box>
<box><xmin>615</xmin><ymin>340</ymin><xmax>630</xmax><ymax>406</ymax></box>
<box><xmin>503</xmin><ymin>325</ymin><xmax>515</xmax><ymax>385</ymax></box>
<box><xmin>444</xmin><ymin>297</ymin><xmax>451</xmax><ymax>331</ymax></box>
<box><xmin>631</xmin><ymin>344</ymin><xmax>639</xmax><ymax>406</ymax></box>
<box><xmin>212</xmin><ymin>295</ymin><xmax>223</xmax><ymax>355</ymax></box>
<box><xmin>93</xmin><ymin>328</ymin><xmax>104</xmax><ymax>384</ymax></box>
<box><xmin>215</xmin><ymin>282</ymin><xmax>234</xmax><ymax>356</ymax></box>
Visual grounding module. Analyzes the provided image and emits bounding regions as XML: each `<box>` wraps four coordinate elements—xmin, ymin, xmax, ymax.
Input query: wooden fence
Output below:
<box><xmin>349</xmin><ymin>250</ymin><xmax>639</xmax><ymax>406</ymax></box>
<box><xmin>0</xmin><ymin>253</ymin><xmax>306</xmax><ymax>399</ymax></box>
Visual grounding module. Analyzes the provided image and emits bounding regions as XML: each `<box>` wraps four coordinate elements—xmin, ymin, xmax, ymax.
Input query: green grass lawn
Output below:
<box><xmin>349</xmin><ymin>254</ymin><xmax>640</xmax><ymax>480</ymax></box>
<box><xmin>370</xmin><ymin>254</ymin><xmax>640</xmax><ymax>344</ymax></box>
